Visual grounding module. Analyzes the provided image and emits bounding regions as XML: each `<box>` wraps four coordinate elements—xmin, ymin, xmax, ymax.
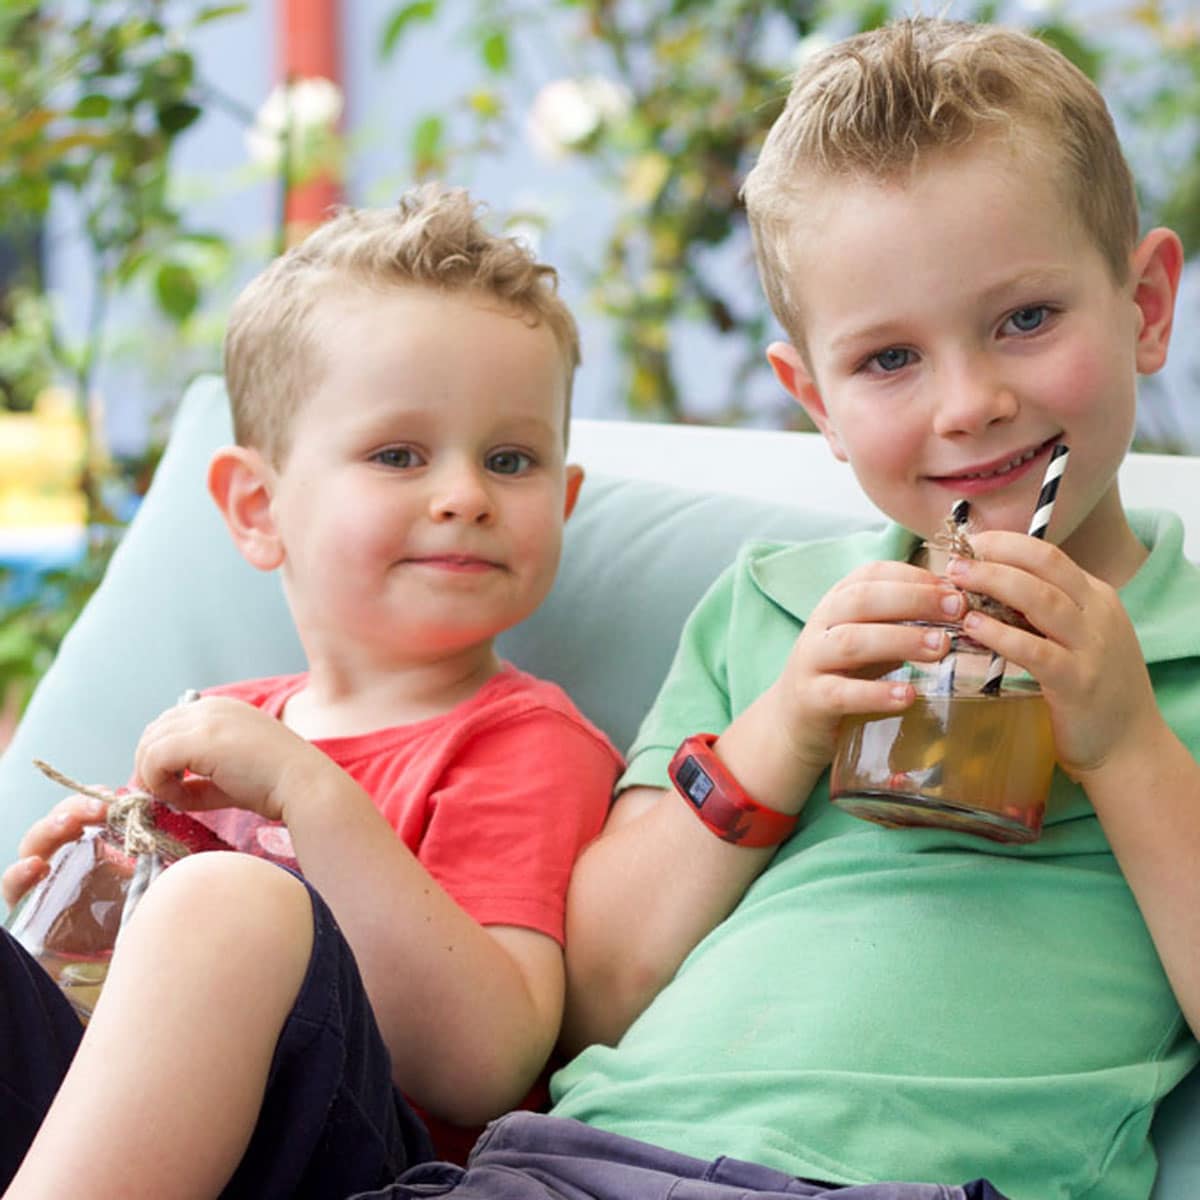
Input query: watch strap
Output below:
<box><xmin>668</xmin><ymin>733</ymin><xmax>798</xmax><ymax>848</ymax></box>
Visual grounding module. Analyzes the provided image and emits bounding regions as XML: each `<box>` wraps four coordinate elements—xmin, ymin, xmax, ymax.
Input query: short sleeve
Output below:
<box><xmin>415</xmin><ymin>708</ymin><xmax>620</xmax><ymax>944</ymax></box>
<box><xmin>618</xmin><ymin>562</ymin><xmax>739</xmax><ymax>794</ymax></box>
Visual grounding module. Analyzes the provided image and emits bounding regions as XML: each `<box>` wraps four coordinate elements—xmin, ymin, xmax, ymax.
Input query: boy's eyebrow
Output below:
<box><xmin>977</xmin><ymin>266</ymin><xmax>1076</xmax><ymax>303</ymax></box>
<box><xmin>828</xmin><ymin>267</ymin><xmax>1077</xmax><ymax>355</ymax></box>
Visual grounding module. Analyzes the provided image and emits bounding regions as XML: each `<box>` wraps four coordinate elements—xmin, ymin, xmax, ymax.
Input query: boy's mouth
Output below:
<box><xmin>931</xmin><ymin>436</ymin><xmax>1060</xmax><ymax>487</ymax></box>
<box><xmin>406</xmin><ymin>554</ymin><xmax>505</xmax><ymax>573</ymax></box>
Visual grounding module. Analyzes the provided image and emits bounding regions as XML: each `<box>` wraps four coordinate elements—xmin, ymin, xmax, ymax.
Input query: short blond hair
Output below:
<box><xmin>224</xmin><ymin>184</ymin><xmax>581</xmax><ymax>462</ymax></box>
<box><xmin>742</xmin><ymin>16</ymin><xmax>1139</xmax><ymax>345</ymax></box>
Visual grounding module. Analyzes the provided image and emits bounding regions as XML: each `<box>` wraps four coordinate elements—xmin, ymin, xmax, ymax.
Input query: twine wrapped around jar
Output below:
<box><xmin>31</xmin><ymin>759</ymin><xmax>191</xmax><ymax>861</ymax></box>
<box><xmin>923</xmin><ymin>511</ymin><xmax>1038</xmax><ymax>636</ymax></box>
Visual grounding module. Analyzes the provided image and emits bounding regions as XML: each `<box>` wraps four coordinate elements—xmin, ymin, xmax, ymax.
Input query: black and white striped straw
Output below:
<box><xmin>979</xmin><ymin>443</ymin><xmax>1069</xmax><ymax>696</ymax></box>
<box><xmin>935</xmin><ymin>498</ymin><xmax>971</xmax><ymax>696</ymax></box>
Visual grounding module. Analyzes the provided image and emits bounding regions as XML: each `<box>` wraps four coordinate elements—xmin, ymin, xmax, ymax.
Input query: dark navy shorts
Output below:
<box><xmin>0</xmin><ymin>873</ymin><xmax>1010</xmax><ymax>1200</ymax></box>
<box><xmin>0</xmin><ymin>873</ymin><xmax>433</xmax><ymax>1197</ymax></box>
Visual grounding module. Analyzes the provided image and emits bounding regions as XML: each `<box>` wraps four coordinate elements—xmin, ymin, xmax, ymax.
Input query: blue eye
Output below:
<box><xmin>870</xmin><ymin>347</ymin><xmax>913</xmax><ymax>373</ymax></box>
<box><xmin>1006</xmin><ymin>306</ymin><xmax>1048</xmax><ymax>334</ymax></box>
<box><xmin>487</xmin><ymin>450</ymin><xmax>533</xmax><ymax>475</ymax></box>
<box><xmin>373</xmin><ymin>446</ymin><xmax>421</xmax><ymax>469</ymax></box>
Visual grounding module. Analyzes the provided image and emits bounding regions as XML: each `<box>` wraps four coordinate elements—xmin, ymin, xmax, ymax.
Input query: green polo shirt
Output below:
<box><xmin>551</xmin><ymin>510</ymin><xmax>1200</xmax><ymax>1200</ymax></box>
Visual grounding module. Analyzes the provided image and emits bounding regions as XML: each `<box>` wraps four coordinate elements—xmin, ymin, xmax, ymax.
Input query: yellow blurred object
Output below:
<box><xmin>0</xmin><ymin>388</ymin><xmax>87</xmax><ymax>530</ymax></box>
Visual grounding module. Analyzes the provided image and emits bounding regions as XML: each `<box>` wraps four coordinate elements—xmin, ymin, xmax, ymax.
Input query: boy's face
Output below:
<box><xmin>263</xmin><ymin>285</ymin><xmax>581</xmax><ymax>666</ymax></box>
<box><xmin>768</xmin><ymin>139</ymin><xmax>1177</xmax><ymax>581</ymax></box>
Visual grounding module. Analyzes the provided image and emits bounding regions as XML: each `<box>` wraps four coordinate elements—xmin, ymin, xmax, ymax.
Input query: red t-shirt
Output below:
<box><xmin>195</xmin><ymin>663</ymin><xmax>622</xmax><ymax>1159</ymax></box>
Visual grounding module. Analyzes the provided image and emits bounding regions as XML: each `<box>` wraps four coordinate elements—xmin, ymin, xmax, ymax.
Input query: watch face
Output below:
<box><xmin>675</xmin><ymin>755</ymin><xmax>714</xmax><ymax>808</ymax></box>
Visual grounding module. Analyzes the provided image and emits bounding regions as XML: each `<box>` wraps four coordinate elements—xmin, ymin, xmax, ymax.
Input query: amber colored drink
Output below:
<box><xmin>830</xmin><ymin>686</ymin><xmax>1055</xmax><ymax>843</ymax></box>
<box><xmin>36</xmin><ymin>951</ymin><xmax>110</xmax><ymax>1022</ymax></box>
<box><xmin>7</xmin><ymin>826</ymin><xmax>134</xmax><ymax>1023</ymax></box>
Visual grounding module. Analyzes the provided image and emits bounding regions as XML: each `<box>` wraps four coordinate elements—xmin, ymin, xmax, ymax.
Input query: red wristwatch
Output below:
<box><xmin>668</xmin><ymin>733</ymin><xmax>798</xmax><ymax>848</ymax></box>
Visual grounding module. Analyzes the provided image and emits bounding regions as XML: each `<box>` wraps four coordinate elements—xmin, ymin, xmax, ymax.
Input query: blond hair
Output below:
<box><xmin>224</xmin><ymin>184</ymin><xmax>580</xmax><ymax>462</ymax></box>
<box><xmin>742</xmin><ymin>16</ymin><xmax>1139</xmax><ymax>344</ymax></box>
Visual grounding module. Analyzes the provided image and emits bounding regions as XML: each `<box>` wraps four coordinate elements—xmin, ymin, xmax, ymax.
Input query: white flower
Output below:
<box><xmin>790</xmin><ymin>31</ymin><xmax>834</xmax><ymax>69</ymax></box>
<box><xmin>506</xmin><ymin>219</ymin><xmax>543</xmax><ymax>255</ymax></box>
<box><xmin>245</xmin><ymin>77</ymin><xmax>344</xmax><ymax>170</ymax></box>
<box><xmin>526</xmin><ymin>76</ymin><xmax>631</xmax><ymax>161</ymax></box>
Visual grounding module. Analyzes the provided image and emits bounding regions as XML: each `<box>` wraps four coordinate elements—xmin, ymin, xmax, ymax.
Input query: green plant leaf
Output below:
<box><xmin>153</xmin><ymin>261</ymin><xmax>200</xmax><ymax>322</ymax></box>
<box><xmin>1033</xmin><ymin>22</ymin><xmax>1103</xmax><ymax>81</ymax></box>
<box><xmin>72</xmin><ymin>93</ymin><xmax>112</xmax><ymax>120</ymax></box>
<box><xmin>156</xmin><ymin>101</ymin><xmax>202</xmax><ymax>134</ymax></box>
<box><xmin>410</xmin><ymin>113</ymin><xmax>445</xmax><ymax>172</ymax></box>
<box><xmin>194</xmin><ymin>4</ymin><xmax>249</xmax><ymax>26</ymax></box>
<box><xmin>479</xmin><ymin>28</ymin><xmax>509</xmax><ymax>74</ymax></box>
<box><xmin>381</xmin><ymin>1</ymin><xmax>439</xmax><ymax>59</ymax></box>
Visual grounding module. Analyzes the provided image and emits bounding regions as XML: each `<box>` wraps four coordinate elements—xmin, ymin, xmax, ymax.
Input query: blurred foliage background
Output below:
<box><xmin>1</xmin><ymin>0</ymin><xmax>1198</xmax><ymax>723</ymax></box>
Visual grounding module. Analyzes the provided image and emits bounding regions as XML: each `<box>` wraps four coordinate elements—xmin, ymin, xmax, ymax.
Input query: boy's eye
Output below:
<box><xmin>868</xmin><ymin>347</ymin><xmax>913</xmax><ymax>373</ymax></box>
<box><xmin>1005</xmin><ymin>306</ymin><xmax>1048</xmax><ymax>335</ymax></box>
<box><xmin>372</xmin><ymin>446</ymin><xmax>422</xmax><ymax>469</ymax></box>
<box><xmin>487</xmin><ymin>449</ymin><xmax>533</xmax><ymax>475</ymax></box>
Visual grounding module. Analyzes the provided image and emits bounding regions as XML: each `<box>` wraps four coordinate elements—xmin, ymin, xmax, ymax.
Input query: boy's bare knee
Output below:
<box><xmin>134</xmin><ymin>851</ymin><xmax>313</xmax><ymax>952</ymax></box>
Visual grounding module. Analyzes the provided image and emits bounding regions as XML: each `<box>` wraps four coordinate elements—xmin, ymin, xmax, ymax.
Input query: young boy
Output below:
<box><xmin>0</xmin><ymin>185</ymin><xmax>621</xmax><ymax>1197</ymax></box>
<box><xmin>259</xmin><ymin>15</ymin><xmax>1194</xmax><ymax>1200</ymax></box>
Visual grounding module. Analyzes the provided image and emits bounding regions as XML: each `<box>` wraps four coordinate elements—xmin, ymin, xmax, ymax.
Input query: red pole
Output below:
<box><xmin>278</xmin><ymin>0</ymin><xmax>343</xmax><ymax>244</ymax></box>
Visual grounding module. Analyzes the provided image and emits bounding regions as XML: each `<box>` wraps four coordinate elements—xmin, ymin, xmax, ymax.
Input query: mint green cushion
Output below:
<box><xmin>0</xmin><ymin>374</ymin><xmax>1194</xmax><ymax>1197</ymax></box>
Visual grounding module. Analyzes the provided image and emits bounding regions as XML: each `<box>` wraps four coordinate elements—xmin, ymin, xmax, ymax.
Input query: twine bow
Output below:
<box><xmin>923</xmin><ymin>513</ymin><xmax>1038</xmax><ymax>636</ymax></box>
<box><xmin>31</xmin><ymin>759</ymin><xmax>190</xmax><ymax>861</ymax></box>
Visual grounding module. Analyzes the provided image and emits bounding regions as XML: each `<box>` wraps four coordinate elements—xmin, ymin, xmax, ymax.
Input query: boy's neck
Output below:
<box><xmin>1058</xmin><ymin>485</ymin><xmax>1149</xmax><ymax>589</ymax></box>
<box><xmin>282</xmin><ymin>644</ymin><xmax>505</xmax><ymax>740</ymax></box>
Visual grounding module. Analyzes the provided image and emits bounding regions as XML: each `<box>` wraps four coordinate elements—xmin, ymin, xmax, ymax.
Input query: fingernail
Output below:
<box><xmin>923</xmin><ymin>628</ymin><xmax>945</xmax><ymax>649</ymax></box>
<box><xmin>946</xmin><ymin>557</ymin><xmax>968</xmax><ymax>578</ymax></box>
<box><xmin>84</xmin><ymin>798</ymin><xmax>104</xmax><ymax>816</ymax></box>
<box><xmin>940</xmin><ymin>591</ymin><xmax>965</xmax><ymax>617</ymax></box>
<box><xmin>54</xmin><ymin>813</ymin><xmax>70</xmax><ymax>828</ymax></box>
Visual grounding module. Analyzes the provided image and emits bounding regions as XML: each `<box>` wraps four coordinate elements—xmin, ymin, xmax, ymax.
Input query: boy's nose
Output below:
<box><xmin>930</xmin><ymin>362</ymin><xmax>1019</xmax><ymax>436</ymax></box>
<box><xmin>429</xmin><ymin>465</ymin><xmax>494</xmax><ymax>524</ymax></box>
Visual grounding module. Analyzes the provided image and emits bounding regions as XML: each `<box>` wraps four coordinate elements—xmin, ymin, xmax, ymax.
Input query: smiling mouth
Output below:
<box><xmin>937</xmin><ymin>437</ymin><xmax>1058</xmax><ymax>482</ymax></box>
<box><xmin>408</xmin><ymin>555</ymin><xmax>502</xmax><ymax>570</ymax></box>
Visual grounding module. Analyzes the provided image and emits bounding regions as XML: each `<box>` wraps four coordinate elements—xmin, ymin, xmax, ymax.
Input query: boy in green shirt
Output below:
<box><xmin>550</xmin><ymin>14</ymin><xmax>1200</xmax><ymax>1200</ymax></box>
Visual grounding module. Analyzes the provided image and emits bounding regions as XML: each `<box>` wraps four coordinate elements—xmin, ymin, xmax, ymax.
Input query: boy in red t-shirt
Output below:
<box><xmin>0</xmin><ymin>185</ymin><xmax>621</xmax><ymax>1198</ymax></box>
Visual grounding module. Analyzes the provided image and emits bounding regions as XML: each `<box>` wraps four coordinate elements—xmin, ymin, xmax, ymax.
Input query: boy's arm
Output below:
<box><xmin>560</xmin><ymin>696</ymin><xmax>823</xmax><ymax>1054</ymax></box>
<box><xmin>275</xmin><ymin>765</ymin><xmax>567</xmax><ymax>1123</ymax></box>
<box><xmin>563</xmin><ymin>559</ymin><xmax>968</xmax><ymax>1051</ymax></box>
<box><xmin>1074</xmin><ymin>725</ymin><xmax>1200</xmax><ymax>1036</ymax></box>
<box><xmin>134</xmin><ymin>697</ymin><xmax>612</xmax><ymax>1124</ymax></box>
<box><xmin>949</xmin><ymin>532</ymin><xmax>1200</xmax><ymax>1035</ymax></box>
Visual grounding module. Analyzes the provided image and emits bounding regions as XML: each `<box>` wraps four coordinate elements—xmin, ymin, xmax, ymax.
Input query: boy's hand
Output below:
<box><xmin>2</xmin><ymin>791</ymin><xmax>110</xmax><ymax>909</ymax></box>
<box><xmin>134</xmin><ymin>696</ymin><xmax>336</xmax><ymax>822</ymax></box>
<box><xmin>768</xmin><ymin>560</ymin><xmax>967</xmax><ymax>777</ymax></box>
<box><xmin>945</xmin><ymin>531</ymin><xmax>1157</xmax><ymax>779</ymax></box>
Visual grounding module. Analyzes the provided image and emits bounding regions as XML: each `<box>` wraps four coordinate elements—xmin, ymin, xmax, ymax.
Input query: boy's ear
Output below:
<box><xmin>563</xmin><ymin>464</ymin><xmax>584</xmax><ymax>521</ymax></box>
<box><xmin>1130</xmin><ymin>227</ymin><xmax>1184</xmax><ymax>375</ymax></box>
<box><xmin>207</xmin><ymin>445</ymin><xmax>284</xmax><ymax>572</ymax></box>
<box><xmin>766</xmin><ymin>341</ymin><xmax>848</xmax><ymax>462</ymax></box>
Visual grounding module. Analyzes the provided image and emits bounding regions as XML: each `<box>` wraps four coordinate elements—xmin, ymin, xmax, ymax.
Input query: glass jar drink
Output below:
<box><xmin>7</xmin><ymin>797</ymin><xmax>232</xmax><ymax>1021</ymax></box>
<box><xmin>829</xmin><ymin>630</ymin><xmax>1056</xmax><ymax>843</ymax></box>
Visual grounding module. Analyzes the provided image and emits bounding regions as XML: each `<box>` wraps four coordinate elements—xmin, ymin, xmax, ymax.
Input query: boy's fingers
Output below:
<box><xmin>966</xmin><ymin>531</ymin><xmax>1091</xmax><ymax>605</ymax></box>
<box><xmin>15</xmin><ymin>794</ymin><xmax>107</xmax><ymax>861</ymax></box>
<box><xmin>951</xmin><ymin>558</ymin><xmax>1084</xmax><ymax>643</ymax></box>
<box><xmin>815</xmin><ymin>620</ymin><xmax>952</xmax><ymax>674</ymax></box>
<box><xmin>823</xmin><ymin>579</ymin><xmax>966</xmax><ymax>628</ymax></box>
<box><xmin>2</xmin><ymin>856</ymin><xmax>48</xmax><ymax>910</ymax></box>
